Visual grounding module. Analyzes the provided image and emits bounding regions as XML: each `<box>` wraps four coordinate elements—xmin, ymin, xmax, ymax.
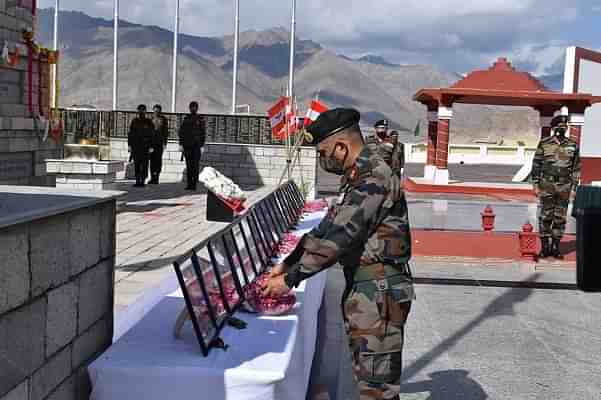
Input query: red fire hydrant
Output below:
<box><xmin>519</xmin><ymin>222</ymin><xmax>538</xmax><ymax>261</ymax></box>
<box><xmin>481</xmin><ymin>205</ymin><xmax>496</xmax><ymax>232</ymax></box>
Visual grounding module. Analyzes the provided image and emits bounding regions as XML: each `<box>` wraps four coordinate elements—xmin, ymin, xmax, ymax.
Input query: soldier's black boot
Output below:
<box><xmin>551</xmin><ymin>239</ymin><xmax>563</xmax><ymax>259</ymax></box>
<box><xmin>539</xmin><ymin>238</ymin><xmax>550</xmax><ymax>259</ymax></box>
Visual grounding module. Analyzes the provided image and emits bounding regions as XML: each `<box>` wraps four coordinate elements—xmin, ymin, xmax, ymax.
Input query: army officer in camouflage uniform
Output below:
<box><xmin>373</xmin><ymin>120</ymin><xmax>405</xmax><ymax>179</ymax></box>
<box><xmin>532</xmin><ymin>115</ymin><xmax>581</xmax><ymax>259</ymax></box>
<box><xmin>263</xmin><ymin>109</ymin><xmax>414</xmax><ymax>400</ymax></box>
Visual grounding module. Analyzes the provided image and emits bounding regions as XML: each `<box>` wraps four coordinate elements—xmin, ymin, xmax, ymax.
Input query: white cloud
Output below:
<box><xmin>36</xmin><ymin>0</ymin><xmax>596</xmax><ymax>73</ymax></box>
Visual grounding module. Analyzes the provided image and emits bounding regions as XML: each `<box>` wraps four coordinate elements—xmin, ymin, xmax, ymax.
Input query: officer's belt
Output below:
<box><xmin>353</xmin><ymin>263</ymin><xmax>410</xmax><ymax>283</ymax></box>
<box><xmin>543</xmin><ymin>175</ymin><xmax>571</xmax><ymax>183</ymax></box>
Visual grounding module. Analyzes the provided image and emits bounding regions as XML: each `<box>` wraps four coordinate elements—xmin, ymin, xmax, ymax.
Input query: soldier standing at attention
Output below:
<box><xmin>178</xmin><ymin>101</ymin><xmax>206</xmax><ymax>191</ymax></box>
<box><xmin>148</xmin><ymin>104</ymin><xmax>169</xmax><ymax>184</ymax></box>
<box><xmin>263</xmin><ymin>109</ymin><xmax>414</xmax><ymax>400</ymax></box>
<box><xmin>373</xmin><ymin>119</ymin><xmax>405</xmax><ymax>179</ymax></box>
<box><xmin>128</xmin><ymin>104</ymin><xmax>154</xmax><ymax>187</ymax></box>
<box><xmin>389</xmin><ymin>130</ymin><xmax>405</xmax><ymax>179</ymax></box>
<box><xmin>532</xmin><ymin>115</ymin><xmax>581</xmax><ymax>259</ymax></box>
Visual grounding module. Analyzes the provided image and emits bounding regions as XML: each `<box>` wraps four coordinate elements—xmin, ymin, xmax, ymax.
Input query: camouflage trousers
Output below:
<box><xmin>538</xmin><ymin>182</ymin><xmax>571</xmax><ymax>240</ymax></box>
<box><xmin>343</xmin><ymin>265</ymin><xmax>415</xmax><ymax>400</ymax></box>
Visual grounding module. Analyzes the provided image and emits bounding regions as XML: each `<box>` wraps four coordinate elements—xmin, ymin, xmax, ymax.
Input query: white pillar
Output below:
<box><xmin>171</xmin><ymin>0</ymin><xmax>180</xmax><ymax>113</ymax></box>
<box><xmin>51</xmin><ymin>0</ymin><xmax>59</xmax><ymax>109</ymax></box>
<box><xmin>286</xmin><ymin>0</ymin><xmax>296</xmax><ymax>180</ymax></box>
<box><xmin>231</xmin><ymin>0</ymin><xmax>240</xmax><ymax>114</ymax></box>
<box><xmin>112</xmin><ymin>0</ymin><xmax>119</xmax><ymax>111</ymax></box>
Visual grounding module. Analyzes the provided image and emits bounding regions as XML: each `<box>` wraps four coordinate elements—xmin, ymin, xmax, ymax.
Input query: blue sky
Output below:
<box><xmin>37</xmin><ymin>0</ymin><xmax>601</xmax><ymax>75</ymax></box>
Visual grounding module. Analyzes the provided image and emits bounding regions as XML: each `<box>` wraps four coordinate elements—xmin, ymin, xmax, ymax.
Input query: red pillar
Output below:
<box><xmin>427</xmin><ymin>107</ymin><xmax>438</xmax><ymax>166</ymax></box>
<box><xmin>424</xmin><ymin>105</ymin><xmax>438</xmax><ymax>181</ymax></box>
<box><xmin>435</xmin><ymin>106</ymin><xmax>452</xmax><ymax>184</ymax></box>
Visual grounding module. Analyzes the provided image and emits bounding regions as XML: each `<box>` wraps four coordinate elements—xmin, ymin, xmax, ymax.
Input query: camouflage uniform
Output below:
<box><xmin>285</xmin><ymin>145</ymin><xmax>414</xmax><ymax>400</ymax></box>
<box><xmin>374</xmin><ymin>134</ymin><xmax>405</xmax><ymax>179</ymax></box>
<box><xmin>531</xmin><ymin>134</ymin><xmax>580</xmax><ymax>242</ymax></box>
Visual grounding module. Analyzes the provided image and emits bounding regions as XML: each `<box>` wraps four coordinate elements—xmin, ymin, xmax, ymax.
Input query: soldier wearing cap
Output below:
<box><xmin>128</xmin><ymin>104</ymin><xmax>154</xmax><ymax>187</ymax></box>
<box><xmin>373</xmin><ymin>119</ymin><xmax>405</xmax><ymax>179</ymax></box>
<box><xmin>263</xmin><ymin>108</ymin><xmax>414</xmax><ymax>400</ymax></box>
<box><xmin>532</xmin><ymin>115</ymin><xmax>581</xmax><ymax>259</ymax></box>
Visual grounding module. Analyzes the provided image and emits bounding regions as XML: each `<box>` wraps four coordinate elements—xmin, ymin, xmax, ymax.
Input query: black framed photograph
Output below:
<box><xmin>240</xmin><ymin>216</ymin><xmax>267</xmax><ymax>273</ymax></box>
<box><xmin>276</xmin><ymin>187</ymin><xmax>296</xmax><ymax>226</ymax></box>
<box><xmin>173</xmin><ymin>255</ymin><xmax>222</xmax><ymax>356</ymax></box>
<box><xmin>257</xmin><ymin>200</ymin><xmax>281</xmax><ymax>246</ymax></box>
<box><xmin>230</xmin><ymin>223</ymin><xmax>259</xmax><ymax>285</ymax></box>
<box><xmin>265</xmin><ymin>195</ymin><xmax>287</xmax><ymax>236</ymax></box>
<box><xmin>207</xmin><ymin>236</ymin><xmax>245</xmax><ymax>308</ymax></box>
<box><xmin>249</xmin><ymin>208</ymin><xmax>275</xmax><ymax>260</ymax></box>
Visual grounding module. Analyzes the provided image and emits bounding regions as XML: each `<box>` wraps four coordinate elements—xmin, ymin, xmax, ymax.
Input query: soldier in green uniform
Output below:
<box><xmin>263</xmin><ymin>109</ymin><xmax>414</xmax><ymax>400</ymax></box>
<box><xmin>531</xmin><ymin>115</ymin><xmax>581</xmax><ymax>259</ymax></box>
<box><xmin>373</xmin><ymin>120</ymin><xmax>405</xmax><ymax>179</ymax></box>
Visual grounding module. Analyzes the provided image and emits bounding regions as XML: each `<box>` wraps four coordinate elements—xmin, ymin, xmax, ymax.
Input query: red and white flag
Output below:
<box><xmin>285</xmin><ymin>103</ymin><xmax>299</xmax><ymax>136</ymax></box>
<box><xmin>268</xmin><ymin>97</ymin><xmax>289</xmax><ymax>139</ymax></box>
<box><xmin>304</xmin><ymin>100</ymin><xmax>328</xmax><ymax>126</ymax></box>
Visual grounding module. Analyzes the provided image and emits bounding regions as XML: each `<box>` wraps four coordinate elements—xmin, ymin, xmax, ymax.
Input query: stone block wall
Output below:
<box><xmin>110</xmin><ymin>138</ymin><xmax>318</xmax><ymax>195</ymax></box>
<box><xmin>0</xmin><ymin>1</ymin><xmax>60</xmax><ymax>186</ymax></box>
<box><xmin>0</xmin><ymin>200</ymin><xmax>116</xmax><ymax>400</ymax></box>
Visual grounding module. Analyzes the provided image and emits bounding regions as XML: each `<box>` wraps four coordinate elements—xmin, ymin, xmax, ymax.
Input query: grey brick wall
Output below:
<box><xmin>0</xmin><ymin>201</ymin><xmax>116</xmax><ymax>400</ymax></box>
<box><xmin>110</xmin><ymin>138</ymin><xmax>318</xmax><ymax>196</ymax></box>
<box><xmin>0</xmin><ymin>4</ymin><xmax>61</xmax><ymax>187</ymax></box>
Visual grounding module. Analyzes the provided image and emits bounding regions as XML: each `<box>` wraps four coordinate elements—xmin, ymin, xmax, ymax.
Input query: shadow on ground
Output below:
<box><xmin>401</xmin><ymin>369</ymin><xmax>487</xmax><ymax>399</ymax></box>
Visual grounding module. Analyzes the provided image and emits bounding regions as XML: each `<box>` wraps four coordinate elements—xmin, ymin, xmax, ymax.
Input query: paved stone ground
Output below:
<box><xmin>111</xmin><ymin>179</ymin><xmax>274</xmax><ymax>313</ymax></box>
<box><xmin>308</xmin><ymin>259</ymin><xmax>601</xmax><ymax>400</ymax></box>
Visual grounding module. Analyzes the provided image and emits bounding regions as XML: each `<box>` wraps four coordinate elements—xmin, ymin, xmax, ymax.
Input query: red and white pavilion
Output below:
<box><xmin>413</xmin><ymin>57</ymin><xmax>601</xmax><ymax>185</ymax></box>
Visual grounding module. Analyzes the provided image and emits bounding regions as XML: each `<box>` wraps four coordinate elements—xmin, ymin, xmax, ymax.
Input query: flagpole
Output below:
<box><xmin>51</xmin><ymin>0</ymin><xmax>59</xmax><ymax>109</ymax></box>
<box><xmin>112</xmin><ymin>0</ymin><xmax>119</xmax><ymax>111</ymax></box>
<box><xmin>286</xmin><ymin>0</ymin><xmax>296</xmax><ymax>180</ymax></box>
<box><xmin>231</xmin><ymin>0</ymin><xmax>240</xmax><ymax>114</ymax></box>
<box><xmin>171</xmin><ymin>0</ymin><xmax>180</xmax><ymax>113</ymax></box>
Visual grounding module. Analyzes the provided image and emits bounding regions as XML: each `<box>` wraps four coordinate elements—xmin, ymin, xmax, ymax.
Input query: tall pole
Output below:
<box><xmin>286</xmin><ymin>0</ymin><xmax>296</xmax><ymax>180</ymax></box>
<box><xmin>171</xmin><ymin>0</ymin><xmax>180</xmax><ymax>113</ymax></box>
<box><xmin>112</xmin><ymin>0</ymin><xmax>119</xmax><ymax>110</ymax></box>
<box><xmin>231</xmin><ymin>0</ymin><xmax>240</xmax><ymax>114</ymax></box>
<box><xmin>51</xmin><ymin>0</ymin><xmax>59</xmax><ymax>109</ymax></box>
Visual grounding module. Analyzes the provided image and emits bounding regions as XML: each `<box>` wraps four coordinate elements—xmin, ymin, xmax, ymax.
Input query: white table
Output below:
<box><xmin>89</xmin><ymin>211</ymin><xmax>327</xmax><ymax>400</ymax></box>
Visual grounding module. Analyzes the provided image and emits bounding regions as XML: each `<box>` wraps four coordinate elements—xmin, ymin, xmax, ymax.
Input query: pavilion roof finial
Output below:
<box><xmin>450</xmin><ymin>56</ymin><xmax>549</xmax><ymax>92</ymax></box>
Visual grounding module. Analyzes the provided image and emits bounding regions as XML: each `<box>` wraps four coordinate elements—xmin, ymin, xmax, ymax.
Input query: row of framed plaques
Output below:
<box><xmin>173</xmin><ymin>180</ymin><xmax>306</xmax><ymax>356</ymax></box>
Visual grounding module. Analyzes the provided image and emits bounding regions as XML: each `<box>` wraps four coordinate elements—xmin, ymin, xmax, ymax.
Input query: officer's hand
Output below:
<box><xmin>179</xmin><ymin>145</ymin><xmax>184</xmax><ymax>152</ymax></box>
<box><xmin>200</xmin><ymin>147</ymin><xmax>204</xmax><ymax>155</ymax></box>
<box><xmin>149</xmin><ymin>147</ymin><xmax>154</xmax><ymax>154</ymax></box>
<box><xmin>533</xmin><ymin>185</ymin><xmax>540</xmax><ymax>196</ymax></box>
<box><xmin>262</xmin><ymin>275</ymin><xmax>290</xmax><ymax>297</ymax></box>
<box><xmin>269</xmin><ymin>262</ymin><xmax>287</xmax><ymax>277</ymax></box>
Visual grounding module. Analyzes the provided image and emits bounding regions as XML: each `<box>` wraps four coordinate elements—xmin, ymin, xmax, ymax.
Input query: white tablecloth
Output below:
<box><xmin>89</xmin><ymin>211</ymin><xmax>327</xmax><ymax>400</ymax></box>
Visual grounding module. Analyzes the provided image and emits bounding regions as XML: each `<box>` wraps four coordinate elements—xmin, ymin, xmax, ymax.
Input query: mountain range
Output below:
<box><xmin>37</xmin><ymin>8</ymin><xmax>552</xmax><ymax>145</ymax></box>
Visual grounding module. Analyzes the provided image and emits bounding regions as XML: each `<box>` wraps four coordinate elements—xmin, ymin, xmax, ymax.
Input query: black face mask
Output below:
<box><xmin>319</xmin><ymin>145</ymin><xmax>348</xmax><ymax>175</ymax></box>
<box><xmin>554</xmin><ymin>127</ymin><xmax>567</xmax><ymax>137</ymax></box>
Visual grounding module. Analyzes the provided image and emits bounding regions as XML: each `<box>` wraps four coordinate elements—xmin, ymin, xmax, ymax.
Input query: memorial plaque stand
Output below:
<box><xmin>206</xmin><ymin>190</ymin><xmax>245</xmax><ymax>223</ymax></box>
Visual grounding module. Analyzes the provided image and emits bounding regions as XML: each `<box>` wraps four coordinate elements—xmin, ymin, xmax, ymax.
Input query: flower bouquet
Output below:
<box><xmin>199</xmin><ymin>167</ymin><xmax>247</xmax><ymax>212</ymax></box>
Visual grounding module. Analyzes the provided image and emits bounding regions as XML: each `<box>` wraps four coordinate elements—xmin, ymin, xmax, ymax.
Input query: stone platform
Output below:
<box><xmin>45</xmin><ymin>159</ymin><xmax>124</xmax><ymax>191</ymax></box>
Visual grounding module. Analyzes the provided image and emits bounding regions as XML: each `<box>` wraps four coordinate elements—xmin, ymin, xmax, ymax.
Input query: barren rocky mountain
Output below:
<box><xmin>38</xmin><ymin>9</ymin><xmax>545</xmax><ymax>145</ymax></box>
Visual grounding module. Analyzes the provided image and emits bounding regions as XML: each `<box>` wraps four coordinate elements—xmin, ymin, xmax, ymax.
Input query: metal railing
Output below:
<box><xmin>55</xmin><ymin>108</ymin><xmax>289</xmax><ymax>146</ymax></box>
